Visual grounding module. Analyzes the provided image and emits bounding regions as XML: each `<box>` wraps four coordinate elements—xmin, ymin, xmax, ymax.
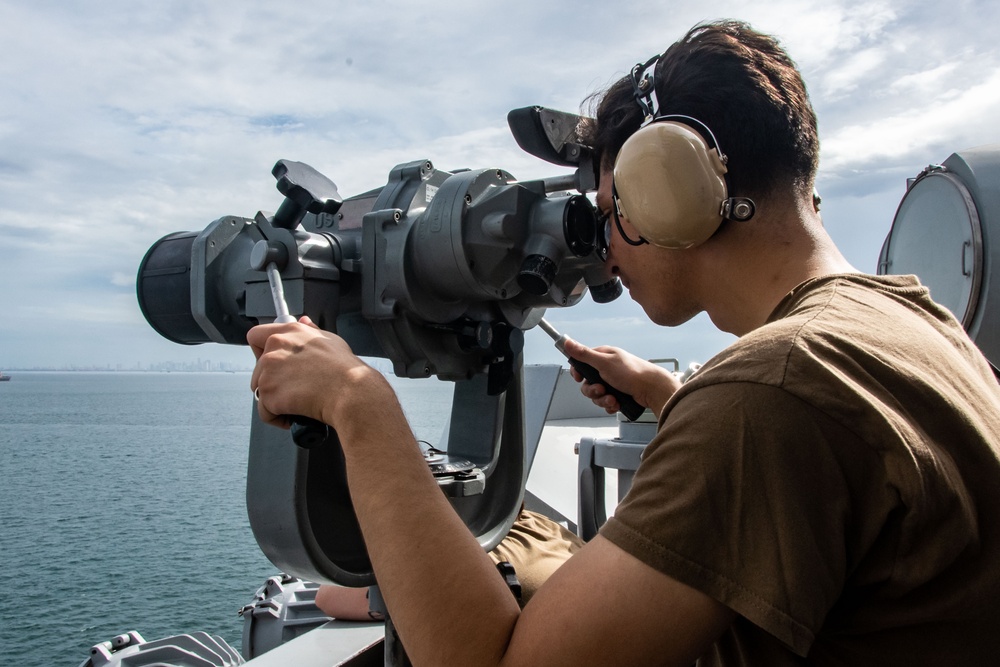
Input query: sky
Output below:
<box><xmin>1</xmin><ymin>0</ymin><xmax>998</xmax><ymax>371</ymax></box>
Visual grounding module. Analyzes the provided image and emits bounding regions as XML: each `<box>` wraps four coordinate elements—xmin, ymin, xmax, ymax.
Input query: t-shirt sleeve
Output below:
<box><xmin>600</xmin><ymin>381</ymin><xmax>876</xmax><ymax>657</ymax></box>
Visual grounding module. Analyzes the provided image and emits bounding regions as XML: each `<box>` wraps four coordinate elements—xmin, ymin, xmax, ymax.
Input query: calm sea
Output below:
<box><xmin>0</xmin><ymin>371</ymin><xmax>453</xmax><ymax>666</ymax></box>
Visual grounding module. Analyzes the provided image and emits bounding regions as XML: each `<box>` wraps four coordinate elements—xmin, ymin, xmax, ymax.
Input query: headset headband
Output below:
<box><xmin>630</xmin><ymin>55</ymin><xmax>725</xmax><ymax>157</ymax></box>
<box><xmin>630</xmin><ymin>53</ymin><xmax>661</xmax><ymax>123</ymax></box>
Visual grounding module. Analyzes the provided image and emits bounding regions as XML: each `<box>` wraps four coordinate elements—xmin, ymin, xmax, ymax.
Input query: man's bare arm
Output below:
<box><xmin>315</xmin><ymin>586</ymin><xmax>382</xmax><ymax>621</ymax></box>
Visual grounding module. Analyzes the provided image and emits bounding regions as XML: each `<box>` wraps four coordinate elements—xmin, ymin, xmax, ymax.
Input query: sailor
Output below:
<box><xmin>249</xmin><ymin>19</ymin><xmax>1000</xmax><ymax>665</ymax></box>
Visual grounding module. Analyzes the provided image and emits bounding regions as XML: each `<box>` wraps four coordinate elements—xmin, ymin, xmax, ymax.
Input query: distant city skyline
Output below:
<box><xmin>0</xmin><ymin>356</ymin><xmax>407</xmax><ymax>374</ymax></box>
<box><xmin>1</xmin><ymin>359</ymin><xmax>253</xmax><ymax>373</ymax></box>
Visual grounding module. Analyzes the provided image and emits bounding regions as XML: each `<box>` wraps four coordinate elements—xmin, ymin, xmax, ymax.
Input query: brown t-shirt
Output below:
<box><xmin>601</xmin><ymin>274</ymin><xmax>1000</xmax><ymax>665</ymax></box>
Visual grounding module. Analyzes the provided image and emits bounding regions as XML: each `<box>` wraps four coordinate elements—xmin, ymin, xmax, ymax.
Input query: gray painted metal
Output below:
<box><xmin>239</xmin><ymin>575</ymin><xmax>333</xmax><ymax>660</ymax></box>
<box><xmin>79</xmin><ymin>630</ymin><xmax>244</xmax><ymax>667</ymax></box>
<box><xmin>880</xmin><ymin>145</ymin><xmax>1000</xmax><ymax>366</ymax></box>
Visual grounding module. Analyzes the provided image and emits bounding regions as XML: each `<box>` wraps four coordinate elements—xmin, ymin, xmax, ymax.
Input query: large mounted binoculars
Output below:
<box><xmin>136</xmin><ymin>107</ymin><xmax>617</xmax><ymax>585</ymax></box>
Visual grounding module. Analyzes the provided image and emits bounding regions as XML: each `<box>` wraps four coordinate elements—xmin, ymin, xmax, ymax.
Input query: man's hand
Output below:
<box><xmin>562</xmin><ymin>338</ymin><xmax>681</xmax><ymax>418</ymax></box>
<box><xmin>247</xmin><ymin>316</ymin><xmax>393</xmax><ymax>430</ymax></box>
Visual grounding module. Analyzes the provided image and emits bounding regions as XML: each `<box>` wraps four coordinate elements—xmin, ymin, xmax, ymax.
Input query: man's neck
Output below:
<box><xmin>701</xmin><ymin>198</ymin><xmax>857</xmax><ymax>336</ymax></box>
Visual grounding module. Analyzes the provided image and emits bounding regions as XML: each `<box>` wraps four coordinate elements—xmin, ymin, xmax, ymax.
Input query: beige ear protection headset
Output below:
<box><xmin>611</xmin><ymin>54</ymin><xmax>756</xmax><ymax>250</ymax></box>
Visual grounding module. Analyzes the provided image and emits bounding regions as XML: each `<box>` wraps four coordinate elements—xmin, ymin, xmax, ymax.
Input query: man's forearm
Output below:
<box><xmin>333</xmin><ymin>381</ymin><xmax>521</xmax><ymax>665</ymax></box>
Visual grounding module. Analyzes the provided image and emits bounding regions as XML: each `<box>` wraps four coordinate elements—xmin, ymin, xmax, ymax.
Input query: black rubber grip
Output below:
<box><xmin>568</xmin><ymin>358</ymin><xmax>646</xmax><ymax>421</ymax></box>
<box><xmin>290</xmin><ymin>417</ymin><xmax>336</xmax><ymax>449</ymax></box>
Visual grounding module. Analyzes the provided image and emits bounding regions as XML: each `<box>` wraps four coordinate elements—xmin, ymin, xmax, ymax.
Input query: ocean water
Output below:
<box><xmin>0</xmin><ymin>371</ymin><xmax>453</xmax><ymax>667</ymax></box>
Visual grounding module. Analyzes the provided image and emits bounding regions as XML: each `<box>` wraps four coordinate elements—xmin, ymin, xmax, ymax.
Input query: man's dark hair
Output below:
<box><xmin>582</xmin><ymin>20</ymin><xmax>819</xmax><ymax>201</ymax></box>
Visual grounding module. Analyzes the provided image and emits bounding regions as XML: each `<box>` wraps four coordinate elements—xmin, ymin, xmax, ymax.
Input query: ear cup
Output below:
<box><xmin>613</xmin><ymin>121</ymin><xmax>729</xmax><ymax>249</ymax></box>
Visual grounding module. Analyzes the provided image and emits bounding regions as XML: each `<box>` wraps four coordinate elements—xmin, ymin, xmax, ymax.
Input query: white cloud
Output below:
<box><xmin>818</xmin><ymin>47</ymin><xmax>892</xmax><ymax>98</ymax></box>
<box><xmin>111</xmin><ymin>272</ymin><xmax>134</xmax><ymax>287</ymax></box>
<box><xmin>742</xmin><ymin>0</ymin><xmax>898</xmax><ymax>70</ymax></box>
<box><xmin>822</xmin><ymin>68</ymin><xmax>1000</xmax><ymax>171</ymax></box>
<box><xmin>888</xmin><ymin>62</ymin><xmax>962</xmax><ymax>97</ymax></box>
<box><xmin>1</xmin><ymin>0</ymin><xmax>999</xmax><ymax>368</ymax></box>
